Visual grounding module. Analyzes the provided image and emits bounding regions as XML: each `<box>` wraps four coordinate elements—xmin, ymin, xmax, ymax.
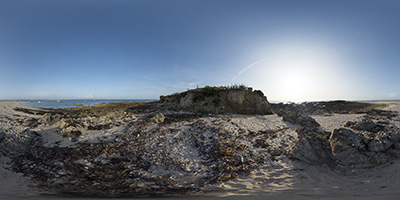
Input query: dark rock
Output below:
<box><xmin>280</xmin><ymin>111</ymin><xmax>320</xmax><ymax>128</ymax></box>
<box><xmin>271</xmin><ymin>101</ymin><xmax>387</xmax><ymax>116</ymax></box>
<box><xmin>344</xmin><ymin>121</ymin><xmax>356</xmax><ymax>127</ymax></box>
<box><xmin>329</xmin><ymin>128</ymin><xmax>370</xmax><ymax>166</ymax></box>
<box><xmin>0</xmin><ymin>131</ymin><xmax>5</xmax><ymax>142</ymax></box>
<box><xmin>14</xmin><ymin>107</ymin><xmax>56</xmax><ymax>115</ymax></box>
<box><xmin>349</xmin><ymin>119</ymin><xmax>386</xmax><ymax>133</ymax></box>
<box><xmin>329</xmin><ymin>128</ymin><xmax>397</xmax><ymax>167</ymax></box>
<box><xmin>281</xmin><ymin>112</ymin><xmax>299</xmax><ymax>124</ymax></box>
<box><xmin>3</xmin><ymin>129</ymin><xmax>43</xmax><ymax>153</ymax></box>
<box><xmin>366</xmin><ymin>109</ymin><xmax>398</xmax><ymax>120</ymax></box>
<box><xmin>389</xmin><ymin>131</ymin><xmax>400</xmax><ymax>147</ymax></box>
<box><xmin>292</xmin><ymin>128</ymin><xmax>334</xmax><ymax>167</ymax></box>
<box><xmin>297</xmin><ymin>116</ymin><xmax>320</xmax><ymax>128</ymax></box>
<box><xmin>367</xmin><ymin>133</ymin><xmax>393</xmax><ymax>152</ymax></box>
<box><xmin>352</xmin><ymin>119</ymin><xmax>377</xmax><ymax>132</ymax></box>
<box><xmin>330</xmin><ymin>128</ymin><xmax>366</xmax><ymax>151</ymax></box>
<box><xmin>88</xmin><ymin>123</ymin><xmax>113</xmax><ymax>130</ymax></box>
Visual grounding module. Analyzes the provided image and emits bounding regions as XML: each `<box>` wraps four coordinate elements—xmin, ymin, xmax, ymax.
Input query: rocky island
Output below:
<box><xmin>1</xmin><ymin>86</ymin><xmax>400</xmax><ymax>199</ymax></box>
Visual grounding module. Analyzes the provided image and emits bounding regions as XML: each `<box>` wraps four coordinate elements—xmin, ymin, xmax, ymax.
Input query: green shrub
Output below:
<box><xmin>159</xmin><ymin>95</ymin><xmax>165</xmax><ymax>102</ymax></box>
<box><xmin>202</xmin><ymin>86</ymin><xmax>219</xmax><ymax>96</ymax></box>
<box><xmin>193</xmin><ymin>93</ymin><xmax>206</xmax><ymax>102</ymax></box>
<box><xmin>221</xmin><ymin>84</ymin><xmax>248</xmax><ymax>90</ymax></box>
<box><xmin>213</xmin><ymin>98</ymin><xmax>221</xmax><ymax>107</ymax></box>
<box><xmin>193</xmin><ymin>86</ymin><xmax>220</xmax><ymax>102</ymax></box>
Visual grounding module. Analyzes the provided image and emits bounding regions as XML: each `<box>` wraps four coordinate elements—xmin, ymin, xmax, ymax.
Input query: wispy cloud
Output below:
<box><xmin>231</xmin><ymin>57</ymin><xmax>270</xmax><ymax>82</ymax></box>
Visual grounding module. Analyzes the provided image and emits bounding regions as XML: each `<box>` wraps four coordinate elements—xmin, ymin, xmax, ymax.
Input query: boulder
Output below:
<box><xmin>329</xmin><ymin>128</ymin><xmax>397</xmax><ymax>167</ymax></box>
<box><xmin>292</xmin><ymin>127</ymin><xmax>334</xmax><ymax>166</ymax></box>
<box><xmin>329</xmin><ymin>128</ymin><xmax>369</xmax><ymax>165</ymax></box>
<box><xmin>293</xmin><ymin>127</ymin><xmax>396</xmax><ymax>167</ymax></box>
<box><xmin>367</xmin><ymin>133</ymin><xmax>393</xmax><ymax>152</ymax></box>
<box><xmin>352</xmin><ymin>119</ymin><xmax>376</xmax><ymax>132</ymax></box>
<box><xmin>3</xmin><ymin>129</ymin><xmax>43</xmax><ymax>153</ymax></box>
<box><xmin>283</xmin><ymin>114</ymin><xmax>320</xmax><ymax>128</ymax></box>
<box><xmin>350</xmin><ymin>119</ymin><xmax>386</xmax><ymax>133</ymax></box>
<box><xmin>330</xmin><ymin>128</ymin><xmax>366</xmax><ymax>151</ymax></box>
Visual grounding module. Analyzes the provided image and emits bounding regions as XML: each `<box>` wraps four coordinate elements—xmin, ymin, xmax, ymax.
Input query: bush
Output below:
<box><xmin>193</xmin><ymin>86</ymin><xmax>220</xmax><ymax>102</ymax></box>
<box><xmin>221</xmin><ymin>84</ymin><xmax>248</xmax><ymax>90</ymax></box>
<box><xmin>213</xmin><ymin>98</ymin><xmax>221</xmax><ymax>107</ymax></box>
<box><xmin>159</xmin><ymin>95</ymin><xmax>165</xmax><ymax>102</ymax></box>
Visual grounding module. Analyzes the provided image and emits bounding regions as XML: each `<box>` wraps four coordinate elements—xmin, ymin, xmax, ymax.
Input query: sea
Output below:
<box><xmin>21</xmin><ymin>99</ymin><xmax>157</xmax><ymax>109</ymax></box>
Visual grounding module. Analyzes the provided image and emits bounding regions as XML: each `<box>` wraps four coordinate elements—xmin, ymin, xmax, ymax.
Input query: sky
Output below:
<box><xmin>0</xmin><ymin>0</ymin><xmax>399</xmax><ymax>102</ymax></box>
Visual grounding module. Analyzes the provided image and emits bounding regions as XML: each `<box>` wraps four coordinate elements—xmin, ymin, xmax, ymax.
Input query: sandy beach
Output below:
<box><xmin>1</xmin><ymin>100</ymin><xmax>400</xmax><ymax>199</ymax></box>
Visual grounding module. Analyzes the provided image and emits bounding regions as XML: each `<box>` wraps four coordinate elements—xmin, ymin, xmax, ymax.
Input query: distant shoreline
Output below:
<box><xmin>18</xmin><ymin>99</ymin><xmax>157</xmax><ymax>109</ymax></box>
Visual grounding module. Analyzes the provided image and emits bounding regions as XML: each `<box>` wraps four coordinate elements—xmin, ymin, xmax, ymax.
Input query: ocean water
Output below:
<box><xmin>22</xmin><ymin>99</ymin><xmax>156</xmax><ymax>109</ymax></box>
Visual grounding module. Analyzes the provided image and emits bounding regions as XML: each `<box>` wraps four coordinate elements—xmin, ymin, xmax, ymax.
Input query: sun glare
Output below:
<box><xmin>257</xmin><ymin>39</ymin><xmax>344</xmax><ymax>102</ymax></box>
<box><xmin>279</xmin><ymin>69</ymin><xmax>311</xmax><ymax>100</ymax></box>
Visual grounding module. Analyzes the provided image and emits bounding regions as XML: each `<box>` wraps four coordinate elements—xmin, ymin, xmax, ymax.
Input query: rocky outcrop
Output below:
<box><xmin>2</xmin><ymin>99</ymin><xmax>400</xmax><ymax>196</ymax></box>
<box><xmin>5</xmin><ymin>102</ymin><xmax>290</xmax><ymax>196</ymax></box>
<box><xmin>160</xmin><ymin>86</ymin><xmax>273</xmax><ymax>115</ymax></box>
<box><xmin>292</xmin><ymin>128</ymin><xmax>334</xmax><ymax>166</ymax></box>
<box><xmin>272</xmin><ymin>101</ymin><xmax>385</xmax><ymax>116</ymax></box>
<box><xmin>292</xmin><ymin>118</ymin><xmax>400</xmax><ymax>168</ymax></box>
<box><xmin>331</xmin><ymin>119</ymin><xmax>400</xmax><ymax>167</ymax></box>
<box><xmin>2</xmin><ymin>129</ymin><xmax>43</xmax><ymax>154</ymax></box>
<box><xmin>282</xmin><ymin>101</ymin><xmax>400</xmax><ymax>168</ymax></box>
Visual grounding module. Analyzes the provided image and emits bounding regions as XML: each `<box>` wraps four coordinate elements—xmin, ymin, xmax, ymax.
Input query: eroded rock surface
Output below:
<box><xmin>161</xmin><ymin>86</ymin><xmax>273</xmax><ymax>115</ymax></box>
<box><xmin>290</xmin><ymin>101</ymin><xmax>400</xmax><ymax>168</ymax></box>
<box><xmin>1</xmin><ymin>101</ymin><xmax>292</xmax><ymax>197</ymax></box>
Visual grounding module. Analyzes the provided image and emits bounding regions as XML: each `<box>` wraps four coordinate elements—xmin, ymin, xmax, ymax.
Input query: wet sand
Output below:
<box><xmin>1</xmin><ymin>101</ymin><xmax>400</xmax><ymax>200</ymax></box>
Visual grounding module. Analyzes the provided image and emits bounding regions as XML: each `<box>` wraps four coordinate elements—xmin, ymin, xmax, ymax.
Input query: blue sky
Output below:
<box><xmin>0</xmin><ymin>0</ymin><xmax>399</xmax><ymax>101</ymax></box>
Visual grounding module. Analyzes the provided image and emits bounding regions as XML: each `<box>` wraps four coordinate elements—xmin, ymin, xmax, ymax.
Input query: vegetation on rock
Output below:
<box><xmin>160</xmin><ymin>85</ymin><xmax>272</xmax><ymax>114</ymax></box>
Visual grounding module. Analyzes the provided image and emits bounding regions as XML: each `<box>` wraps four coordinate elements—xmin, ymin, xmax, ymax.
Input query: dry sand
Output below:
<box><xmin>1</xmin><ymin>101</ymin><xmax>400</xmax><ymax>200</ymax></box>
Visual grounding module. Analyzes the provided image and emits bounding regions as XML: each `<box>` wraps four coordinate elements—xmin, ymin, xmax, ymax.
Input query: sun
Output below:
<box><xmin>267</xmin><ymin>41</ymin><xmax>339</xmax><ymax>102</ymax></box>
<box><xmin>280</xmin><ymin>69</ymin><xmax>312</xmax><ymax>101</ymax></box>
<box><xmin>238</xmin><ymin>39</ymin><xmax>346</xmax><ymax>102</ymax></box>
